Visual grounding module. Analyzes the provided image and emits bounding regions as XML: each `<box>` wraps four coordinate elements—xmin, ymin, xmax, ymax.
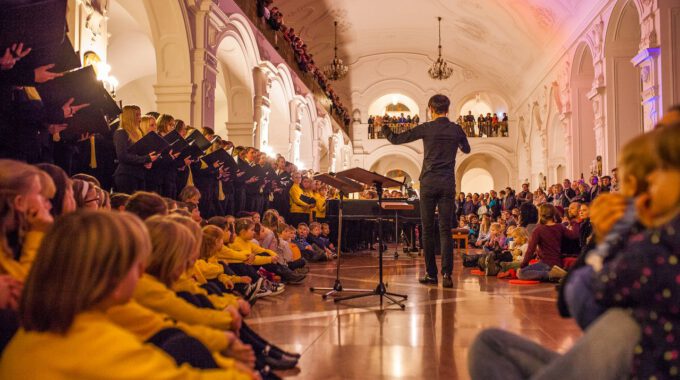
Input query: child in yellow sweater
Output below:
<box><xmin>0</xmin><ymin>210</ymin><xmax>257</xmax><ymax>379</ymax></box>
<box><xmin>228</xmin><ymin>218</ymin><xmax>306</xmax><ymax>285</ymax></box>
<box><xmin>139</xmin><ymin>215</ymin><xmax>301</xmax><ymax>372</ymax></box>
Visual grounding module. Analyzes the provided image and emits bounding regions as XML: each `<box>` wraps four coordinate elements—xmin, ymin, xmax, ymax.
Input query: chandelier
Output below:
<box><xmin>323</xmin><ymin>21</ymin><xmax>348</xmax><ymax>81</ymax></box>
<box><xmin>428</xmin><ymin>17</ymin><xmax>453</xmax><ymax>80</ymax></box>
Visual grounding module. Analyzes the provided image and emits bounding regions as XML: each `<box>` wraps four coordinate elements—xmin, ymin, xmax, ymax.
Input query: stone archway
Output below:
<box><xmin>456</xmin><ymin>152</ymin><xmax>512</xmax><ymax>193</ymax></box>
<box><xmin>604</xmin><ymin>0</ymin><xmax>643</xmax><ymax>169</ymax></box>
<box><xmin>143</xmin><ymin>0</ymin><xmax>193</xmax><ymax>121</ymax></box>
<box><xmin>369</xmin><ymin>153</ymin><xmax>422</xmax><ymax>190</ymax></box>
<box><xmin>106</xmin><ymin>0</ymin><xmax>158</xmax><ymax>111</ymax></box>
<box><xmin>570</xmin><ymin>43</ymin><xmax>598</xmax><ymax>177</ymax></box>
<box><xmin>215</xmin><ymin>33</ymin><xmax>256</xmax><ymax>146</ymax></box>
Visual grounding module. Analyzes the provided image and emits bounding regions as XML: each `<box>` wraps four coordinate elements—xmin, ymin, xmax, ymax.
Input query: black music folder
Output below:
<box><xmin>300</xmin><ymin>194</ymin><xmax>317</xmax><ymax>205</ymax></box>
<box><xmin>61</xmin><ymin>107</ymin><xmax>110</xmax><ymax>140</ymax></box>
<box><xmin>202</xmin><ymin>149</ymin><xmax>230</xmax><ymax>167</ymax></box>
<box><xmin>176</xmin><ymin>142</ymin><xmax>204</xmax><ymax>161</ymax></box>
<box><xmin>163</xmin><ymin>130</ymin><xmax>183</xmax><ymax>144</ymax></box>
<box><xmin>15</xmin><ymin>37</ymin><xmax>80</xmax><ymax>73</ymax></box>
<box><xmin>0</xmin><ymin>0</ymin><xmax>67</xmax><ymax>51</ymax></box>
<box><xmin>36</xmin><ymin>66</ymin><xmax>113</xmax><ymax>113</ymax></box>
<box><xmin>128</xmin><ymin>131</ymin><xmax>169</xmax><ymax>156</ymax></box>
<box><xmin>186</xmin><ymin>130</ymin><xmax>213</xmax><ymax>151</ymax></box>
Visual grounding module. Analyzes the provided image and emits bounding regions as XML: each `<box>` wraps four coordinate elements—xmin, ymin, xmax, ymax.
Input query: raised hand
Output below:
<box><xmin>34</xmin><ymin>63</ymin><xmax>63</xmax><ymax>83</ymax></box>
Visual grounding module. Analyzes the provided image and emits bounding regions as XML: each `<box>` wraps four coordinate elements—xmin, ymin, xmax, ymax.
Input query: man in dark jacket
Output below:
<box><xmin>382</xmin><ymin>94</ymin><xmax>470</xmax><ymax>288</ymax></box>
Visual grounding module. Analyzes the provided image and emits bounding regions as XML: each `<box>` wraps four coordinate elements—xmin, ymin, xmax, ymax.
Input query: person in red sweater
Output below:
<box><xmin>518</xmin><ymin>203</ymin><xmax>579</xmax><ymax>281</ymax></box>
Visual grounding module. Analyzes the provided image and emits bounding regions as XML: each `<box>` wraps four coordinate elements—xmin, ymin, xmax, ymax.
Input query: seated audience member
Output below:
<box><xmin>0</xmin><ymin>211</ymin><xmax>255</xmax><ymax>379</ymax></box>
<box><xmin>148</xmin><ymin>216</ymin><xmax>300</xmax><ymax>371</ymax></box>
<box><xmin>560</xmin><ymin>128</ymin><xmax>664</xmax><ymax>330</ymax></box>
<box><xmin>179</xmin><ymin>185</ymin><xmax>202</xmax><ymax>206</ymax></box>
<box><xmin>110</xmin><ymin>193</ymin><xmax>130</xmax><ymax>211</ymax></box>
<box><xmin>0</xmin><ymin>160</ymin><xmax>53</xmax><ymax>283</ymax></box>
<box><xmin>518</xmin><ymin>202</ymin><xmax>539</xmax><ymax>235</ymax></box>
<box><xmin>36</xmin><ymin>163</ymin><xmax>76</xmax><ymax>217</ymax></box>
<box><xmin>320</xmin><ymin>223</ymin><xmax>335</xmax><ymax>251</ymax></box>
<box><xmin>72</xmin><ymin>179</ymin><xmax>100</xmax><ymax>210</ymax></box>
<box><xmin>293</xmin><ymin>223</ymin><xmax>327</xmax><ymax>262</ymax></box>
<box><xmin>125</xmin><ymin>191</ymin><xmax>169</xmax><ymax>220</ymax></box>
<box><xmin>307</xmin><ymin>222</ymin><xmax>336</xmax><ymax>259</ymax></box>
<box><xmin>496</xmin><ymin>227</ymin><xmax>529</xmax><ymax>279</ymax></box>
<box><xmin>187</xmin><ymin>203</ymin><xmax>203</xmax><ymax>224</ymax></box>
<box><xmin>0</xmin><ymin>160</ymin><xmax>55</xmax><ymax>352</ymax></box>
<box><xmin>196</xmin><ymin>225</ymin><xmax>257</xmax><ymax>300</ymax></box>
<box><xmin>474</xmin><ymin>215</ymin><xmax>491</xmax><ymax>247</ymax></box>
<box><xmin>481</xmin><ymin>223</ymin><xmax>506</xmax><ymax>254</ymax></box>
<box><xmin>229</xmin><ymin>219</ymin><xmax>305</xmax><ymax>285</ymax></box>
<box><xmin>276</xmin><ymin>224</ymin><xmax>307</xmax><ymax>273</ymax></box>
<box><xmin>469</xmin><ymin>123</ymin><xmax>680</xmax><ymax>380</ymax></box>
<box><xmin>518</xmin><ymin>204</ymin><xmax>579</xmax><ymax>282</ymax></box>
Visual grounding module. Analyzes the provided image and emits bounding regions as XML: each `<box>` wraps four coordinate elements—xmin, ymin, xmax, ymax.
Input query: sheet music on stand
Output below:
<box><xmin>309</xmin><ymin>172</ymin><xmax>365</xmax><ymax>300</ymax></box>
<box><xmin>328</xmin><ymin>168</ymin><xmax>408</xmax><ymax>309</ymax></box>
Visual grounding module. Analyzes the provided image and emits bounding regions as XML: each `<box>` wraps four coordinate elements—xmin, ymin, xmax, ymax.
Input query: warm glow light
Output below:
<box><xmin>261</xmin><ymin>145</ymin><xmax>275</xmax><ymax>157</ymax></box>
<box><xmin>296</xmin><ymin>161</ymin><xmax>305</xmax><ymax>170</ymax></box>
<box><xmin>391</xmin><ymin>95</ymin><xmax>399</xmax><ymax>105</ymax></box>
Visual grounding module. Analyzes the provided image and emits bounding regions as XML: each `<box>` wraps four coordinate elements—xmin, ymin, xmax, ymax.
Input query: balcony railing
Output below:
<box><xmin>366</xmin><ymin>121</ymin><xmax>510</xmax><ymax>140</ymax></box>
<box><xmin>231</xmin><ymin>0</ymin><xmax>348</xmax><ymax>135</ymax></box>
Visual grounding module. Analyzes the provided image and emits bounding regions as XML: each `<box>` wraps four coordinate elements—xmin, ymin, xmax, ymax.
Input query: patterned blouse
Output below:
<box><xmin>595</xmin><ymin>213</ymin><xmax>680</xmax><ymax>379</ymax></box>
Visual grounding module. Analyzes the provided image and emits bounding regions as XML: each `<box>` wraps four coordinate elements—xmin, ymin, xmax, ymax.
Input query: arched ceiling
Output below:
<box><xmin>276</xmin><ymin>0</ymin><xmax>602</xmax><ymax>98</ymax></box>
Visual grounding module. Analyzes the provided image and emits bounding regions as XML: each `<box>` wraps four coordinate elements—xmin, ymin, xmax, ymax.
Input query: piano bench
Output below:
<box><xmin>451</xmin><ymin>233</ymin><xmax>469</xmax><ymax>255</ymax></box>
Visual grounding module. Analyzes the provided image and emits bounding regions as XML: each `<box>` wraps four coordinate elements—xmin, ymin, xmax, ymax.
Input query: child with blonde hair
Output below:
<box><xmin>0</xmin><ymin>211</ymin><xmax>255</xmax><ymax>379</ymax></box>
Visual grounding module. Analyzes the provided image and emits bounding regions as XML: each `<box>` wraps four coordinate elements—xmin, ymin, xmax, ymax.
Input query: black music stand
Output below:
<box><xmin>382</xmin><ymin>201</ymin><xmax>415</xmax><ymax>259</ymax></box>
<box><xmin>332</xmin><ymin>168</ymin><xmax>408</xmax><ymax>309</ymax></box>
<box><xmin>309</xmin><ymin>173</ymin><xmax>365</xmax><ymax>299</ymax></box>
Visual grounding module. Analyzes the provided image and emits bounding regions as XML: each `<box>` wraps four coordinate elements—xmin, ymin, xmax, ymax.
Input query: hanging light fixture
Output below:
<box><xmin>428</xmin><ymin>17</ymin><xmax>453</xmax><ymax>80</ymax></box>
<box><xmin>323</xmin><ymin>21</ymin><xmax>348</xmax><ymax>81</ymax></box>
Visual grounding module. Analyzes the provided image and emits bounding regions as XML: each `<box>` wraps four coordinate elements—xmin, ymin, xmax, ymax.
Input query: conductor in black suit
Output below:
<box><xmin>381</xmin><ymin>95</ymin><xmax>470</xmax><ymax>288</ymax></box>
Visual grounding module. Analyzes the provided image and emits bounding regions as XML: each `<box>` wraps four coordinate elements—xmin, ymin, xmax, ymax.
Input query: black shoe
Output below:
<box><xmin>263</xmin><ymin>344</ymin><xmax>302</xmax><ymax>360</ymax></box>
<box><xmin>418</xmin><ymin>275</ymin><xmax>438</xmax><ymax>285</ymax></box>
<box><xmin>262</xmin><ymin>354</ymin><xmax>298</xmax><ymax>370</ymax></box>
<box><xmin>442</xmin><ymin>274</ymin><xmax>453</xmax><ymax>288</ymax></box>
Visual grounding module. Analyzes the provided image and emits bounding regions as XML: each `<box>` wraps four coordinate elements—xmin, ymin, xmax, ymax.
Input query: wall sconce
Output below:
<box><xmin>83</xmin><ymin>51</ymin><xmax>118</xmax><ymax>97</ymax></box>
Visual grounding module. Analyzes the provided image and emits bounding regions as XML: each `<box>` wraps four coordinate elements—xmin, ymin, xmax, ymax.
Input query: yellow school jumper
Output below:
<box><xmin>106</xmin><ymin>300</ymin><xmax>232</xmax><ymax>352</ymax></box>
<box><xmin>194</xmin><ymin>259</ymin><xmax>247</xmax><ymax>286</ymax></box>
<box><xmin>212</xmin><ymin>244</ymin><xmax>274</xmax><ymax>266</ymax></box>
<box><xmin>133</xmin><ymin>274</ymin><xmax>235</xmax><ymax>331</ymax></box>
<box><xmin>0</xmin><ymin>230</ymin><xmax>44</xmax><ymax>281</ymax></box>
<box><xmin>0</xmin><ymin>310</ymin><xmax>249</xmax><ymax>380</ymax></box>
<box><xmin>171</xmin><ymin>270</ymin><xmax>239</xmax><ymax>310</ymax></box>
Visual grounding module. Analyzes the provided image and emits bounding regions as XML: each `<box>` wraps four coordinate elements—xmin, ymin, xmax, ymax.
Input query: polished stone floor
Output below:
<box><xmin>248</xmin><ymin>250</ymin><xmax>582</xmax><ymax>380</ymax></box>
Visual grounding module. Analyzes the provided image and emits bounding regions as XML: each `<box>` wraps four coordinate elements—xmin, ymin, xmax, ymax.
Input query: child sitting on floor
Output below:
<box><xmin>307</xmin><ymin>222</ymin><xmax>336</xmax><ymax>259</ymax></box>
<box><xmin>497</xmin><ymin>227</ymin><xmax>530</xmax><ymax>279</ymax></box>
<box><xmin>320</xmin><ymin>223</ymin><xmax>336</xmax><ymax>251</ymax></box>
<box><xmin>293</xmin><ymin>223</ymin><xmax>327</xmax><ymax>262</ymax></box>
<box><xmin>276</xmin><ymin>224</ymin><xmax>308</xmax><ymax>273</ymax></box>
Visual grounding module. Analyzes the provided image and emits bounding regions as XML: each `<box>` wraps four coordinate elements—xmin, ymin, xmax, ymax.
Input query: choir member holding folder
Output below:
<box><xmin>113</xmin><ymin>105</ymin><xmax>159</xmax><ymax>193</ymax></box>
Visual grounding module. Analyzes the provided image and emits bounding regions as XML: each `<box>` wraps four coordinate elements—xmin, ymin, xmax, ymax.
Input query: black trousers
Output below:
<box><xmin>147</xmin><ymin>328</ymin><xmax>218</xmax><ymax>369</ymax></box>
<box><xmin>420</xmin><ymin>184</ymin><xmax>455</xmax><ymax>276</ymax></box>
<box><xmin>0</xmin><ymin>309</ymin><xmax>19</xmax><ymax>354</ymax></box>
<box><xmin>114</xmin><ymin>174</ymin><xmax>145</xmax><ymax>195</ymax></box>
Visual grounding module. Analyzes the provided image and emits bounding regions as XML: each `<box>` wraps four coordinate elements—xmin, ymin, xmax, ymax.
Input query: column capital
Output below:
<box><xmin>631</xmin><ymin>47</ymin><xmax>661</xmax><ymax>66</ymax></box>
